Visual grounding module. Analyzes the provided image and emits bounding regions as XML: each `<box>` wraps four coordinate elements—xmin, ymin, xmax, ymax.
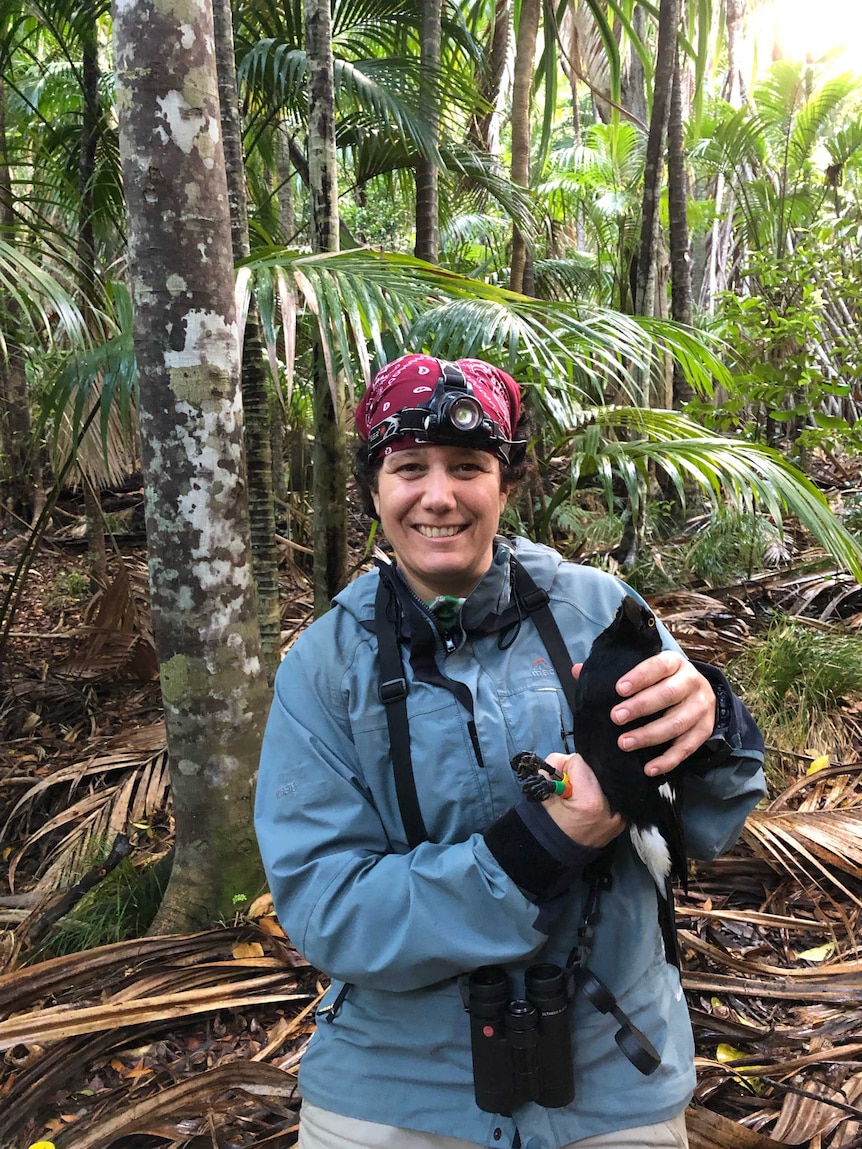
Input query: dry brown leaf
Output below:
<box><xmin>232</xmin><ymin>941</ymin><xmax>265</xmax><ymax>959</ymax></box>
<box><xmin>256</xmin><ymin>916</ymin><xmax>287</xmax><ymax>938</ymax></box>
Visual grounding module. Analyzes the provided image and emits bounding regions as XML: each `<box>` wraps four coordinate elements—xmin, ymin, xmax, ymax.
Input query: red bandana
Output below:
<box><xmin>355</xmin><ymin>354</ymin><xmax>521</xmax><ymax>459</ymax></box>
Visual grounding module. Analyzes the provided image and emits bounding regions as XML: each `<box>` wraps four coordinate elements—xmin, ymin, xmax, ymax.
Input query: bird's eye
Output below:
<box><xmin>647</xmin><ymin>617</ymin><xmax>656</xmax><ymax>627</ymax></box>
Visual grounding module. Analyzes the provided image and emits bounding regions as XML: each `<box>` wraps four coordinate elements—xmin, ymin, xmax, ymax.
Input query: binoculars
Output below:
<box><xmin>466</xmin><ymin>963</ymin><xmax>575</xmax><ymax>1116</ymax></box>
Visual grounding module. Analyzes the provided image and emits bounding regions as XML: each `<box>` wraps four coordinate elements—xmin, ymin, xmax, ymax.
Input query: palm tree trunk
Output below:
<box><xmin>414</xmin><ymin>0</ymin><xmax>441</xmax><ymax>263</ymax></box>
<box><xmin>305</xmin><ymin>0</ymin><xmax>348</xmax><ymax>614</ymax></box>
<box><xmin>78</xmin><ymin>26</ymin><xmax>108</xmax><ymax>585</ymax></box>
<box><xmin>667</xmin><ymin>47</ymin><xmax>693</xmax><ymax>407</ymax></box>
<box><xmin>213</xmin><ymin>0</ymin><xmax>282</xmax><ymax>683</ymax></box>
<box><xmin>0</xmin><ymin>79</ymin><xmax>36</xmax><ymax>522</ymax></box>
<box><xmin>509</xmin><ymin>0</ymin><xmax>541</xmax><ymax>294</ymax></box>
<box><xmin>113</xmin><ymin>0</ymin><xmax>270</xmax><ymax>933</ymax></box>
<box><xmin>469</xmin><ymin>0</ymin><xmax>511</xmax><ymax>154</ymax></box>
<box><xmin>635</xmin><ymin>0</ymin><xmax>679</xmax><ymax>326</ymax></box>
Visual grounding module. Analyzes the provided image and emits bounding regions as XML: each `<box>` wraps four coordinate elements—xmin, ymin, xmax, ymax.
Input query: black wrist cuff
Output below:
<box><xmin>484</xmin><ymin>801</ymin><xmax>598</xmax><ymax>900</ymax></box>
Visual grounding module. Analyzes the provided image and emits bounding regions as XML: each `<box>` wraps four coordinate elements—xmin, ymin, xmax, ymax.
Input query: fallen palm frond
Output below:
<box><xmin>4</xmin><ymin>722</ymin><xmax>169</xmax><ymax>893</ymax></box>
<box><xmin>0</xmin><ymin>925</ymin><xmax>318</xmax><ymax>1147</ymax></box>
<box><xmin>54</xmin><ymin>560</ymin><xmax>158</xmax><ymax>683</ymax></box>
<box><xmin>740</xmin><ymin>763</ymin><xmax>862</xmax><ymax>906</ymax></box>
<box><xmin>681</xmin><ymin>821</ymin><xmax>862</xmax><ymax>1146</ymax></box>
<box><xmin>647</xmin><ymin>588</ymin><xmax>756</xmax><ymax>663</ymax></box>
<box><xmin>56</xmin><ymin>1060</ymin><xmax>300</xmax><ymax>1149</ymax></box>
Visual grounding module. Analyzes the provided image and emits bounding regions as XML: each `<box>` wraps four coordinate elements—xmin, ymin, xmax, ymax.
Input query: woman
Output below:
<box><xmin>255</xmin><ymin>354</ymin><xmax>765</xmax><ymax>1149</ymax></box>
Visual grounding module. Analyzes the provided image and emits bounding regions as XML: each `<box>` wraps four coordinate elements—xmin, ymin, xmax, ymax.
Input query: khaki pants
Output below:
<box><xmin>299</xmin><ymin>1101</ymin><xmax>689</xmax><ymax>1149</ymax></box>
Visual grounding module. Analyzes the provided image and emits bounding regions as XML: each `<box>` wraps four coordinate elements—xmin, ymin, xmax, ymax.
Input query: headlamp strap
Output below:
<box><xmin>438</xmin><ymin>360</ymin><xmax>468</xmax><ymax>389</ymax></box>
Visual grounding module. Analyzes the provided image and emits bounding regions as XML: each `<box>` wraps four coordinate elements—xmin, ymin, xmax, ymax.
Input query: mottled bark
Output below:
<box><xmin>509</xmin><ymin>0</ymin><xmax>540</xmax><ymax>294</ymax></box>
<box><xmin>304</xmin><ymin>0</ymin><xmax>348</xmax><ymax>613</ymax></box>
<box><xmin>468</xmin><ymin>0</ymin><xmax>511</xmax><ymax>155</ymax></box>
<box><xmin>0</xmin><ymin>78</ymin><xmax>37</xmax><ymax>521</ymax></box>
<box><xmin>212</xmin><ymin>0</ymin><xmax>281</xmax><ymax>683</ymax></box>
<box><xmin>414</xmin><ymin>0</ymin><xmax>442</xmax><ymax>263</ymax></box>
<box><xmin>634</xmin><ymin>0</ymin><xmax>678</xmax><ymax>324</ymax></box>
<box><xmin>667</xmin><ymin>49</ymin><xmax>693</xmax><ymax>407</ymax></box>
<box><xmin>112</xmin><ymin>0</ymin><xmax>270</xmax><ymax>932</ymax></box>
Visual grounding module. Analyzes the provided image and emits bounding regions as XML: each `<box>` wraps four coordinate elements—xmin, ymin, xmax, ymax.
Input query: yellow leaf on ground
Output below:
<box><xmin>806</xmin><ymin>754</ymin><xmax>831</xmax><ymax>774</ymax></box>
<box><xmin>795</xmin><ymin>942</ymin><xmax>835</xmax><ymax>962</ymax></box>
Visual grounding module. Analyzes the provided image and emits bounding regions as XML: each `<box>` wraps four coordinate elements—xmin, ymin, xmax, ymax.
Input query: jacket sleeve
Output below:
<box><xmin>255</xmin><ymin>629</ymin><xmax>570</xmax><ymax>992</ymax></box>
<box><xmin>677</xmin><ymin>662</ymin><xmax>766</xmax><ymax>860</ymax></box>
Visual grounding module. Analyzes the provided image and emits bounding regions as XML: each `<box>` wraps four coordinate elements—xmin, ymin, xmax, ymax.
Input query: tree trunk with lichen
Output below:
<box><xmin>113</xmin><ymin>0</ymin><xmax>270</xmax><ymax>933</ymax></box>
<box><xmin>212</xmin><ymin>0</ymin><xmax>281</xmax><ymax>683</ymax></box>
<box><xmin>304</xmin><ymin>0</ymin><xmax>348</xmax><ymax>614</ymax></box>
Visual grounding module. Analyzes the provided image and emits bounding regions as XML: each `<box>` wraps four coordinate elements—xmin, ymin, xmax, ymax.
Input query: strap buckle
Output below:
<box><xmin>379</xmin><ymin>676</ymin><xmax>408</xmax><ymax>704</ymax></box>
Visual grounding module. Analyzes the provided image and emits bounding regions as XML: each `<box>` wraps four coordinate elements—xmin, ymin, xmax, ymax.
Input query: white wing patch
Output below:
<box><xmin>658</xmin><ymin>781</ymin><xmax>675</xmax><ymax>804</ymax></box>
<box><xmin>629</xmin><ymin>824</ymin><xmax>671</xmax><ymax>892</ymax></box>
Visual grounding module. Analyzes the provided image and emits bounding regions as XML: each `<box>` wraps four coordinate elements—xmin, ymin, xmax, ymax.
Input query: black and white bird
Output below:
<box><xmin>573</xmin><ymin>595</ymin><xmax>687</xmax><ymax>902</ymax></box>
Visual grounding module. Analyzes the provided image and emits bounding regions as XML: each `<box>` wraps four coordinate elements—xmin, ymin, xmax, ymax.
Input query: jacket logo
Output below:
<box><xmin>531</xmin><ymin>657</ymin><xmax>554</xmax><ymax>678</ymax></box>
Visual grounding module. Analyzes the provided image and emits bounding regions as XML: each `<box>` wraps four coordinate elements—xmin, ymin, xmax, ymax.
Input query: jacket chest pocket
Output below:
<box><xmin>498</xmin><ymin>683</ymin><xmax>573</xmax><ymax>760</ymax></box>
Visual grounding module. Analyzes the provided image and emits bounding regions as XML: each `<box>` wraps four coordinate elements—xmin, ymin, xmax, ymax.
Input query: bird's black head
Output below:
<box><xmin>613</xmin><ymin>595</ymin><xmax>659</xmax><ymax>648</ymax></box>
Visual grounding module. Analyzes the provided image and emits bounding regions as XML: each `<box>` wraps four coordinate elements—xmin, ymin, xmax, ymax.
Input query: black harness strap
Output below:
<box><xmin>374</xmin><ymin>574</ymin><xmax>429</xmax><ymax>849</ymax></box>
<box><xmin>510</xmin><ymin>562</ymin><xmax>579</xmax><ymax>721</ymax></box>
<box><xmin>374</xmin><ymin>558</ymin><xmax>579</xmax><ymax>849</ymax></box>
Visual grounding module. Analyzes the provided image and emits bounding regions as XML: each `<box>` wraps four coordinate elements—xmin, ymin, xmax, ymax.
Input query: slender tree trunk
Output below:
<box><xmin>414</xmin><ymin>0</ymin><xmax>442</xmax><ymax>262</ymax></box>
<box><xmin>78</xmin><ymin>27</ymin><xmax>108</xmax><ymax>585</ymax></box>
<box><xmin>509</xmin><ymin>0</ymin><xmax>540</xmax><ymax>294</ymax></box>
<box><xmin>667</xmin><ymin>47</ymin><xmax>693</xmax><ymax>407</ymax></box>
<box><xmin>275</xmin><ymin>120</ymin><xmax>296</xmax><ymax>244</ymax></box>
<box><xmin>213</xmin><ymin>0</ymin><xmax>281</xmax><ymax>683</ymax></box>
<box><xmin>469</xmin><ymin>0</ymin><xmax>511</xmax><ymax>155</ymax></box>
<box><xmin>635</xmin><ymin>0</ymin><xmax>679</xmax><ymax>326</ymax></box>
<box><xmin>305</xmin><ymin>0</ymin><xmax>348</xmax><ymax>614</ymax></box>
<box><xmin>113</xmin><ymin>0</ymin><xmax>270</xmax><ymax>932</ymax></box>
<box><xmin>0</xmin><ymin>79</ymin><xmax>37</xmax><ymax>521</ymax></box>
<box><xmin>620</xmin><ymin>5</ymin><xmax>648</xmax><ymax>127</ymax></box>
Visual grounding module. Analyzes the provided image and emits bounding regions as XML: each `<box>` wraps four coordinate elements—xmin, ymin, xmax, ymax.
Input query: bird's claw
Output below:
<box><xmin>511</xmin><ymin>750</ymin><xmax>562</xmax><ymax>803</ymax></box>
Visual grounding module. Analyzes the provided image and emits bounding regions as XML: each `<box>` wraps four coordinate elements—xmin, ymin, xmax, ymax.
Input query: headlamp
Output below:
<box><xmin>366</xmin><ymin>361</ymin><xmax>526</xmax><ymax>464</ymax></box>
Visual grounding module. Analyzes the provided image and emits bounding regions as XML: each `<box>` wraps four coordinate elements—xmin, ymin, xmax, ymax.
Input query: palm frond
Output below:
<box><xmin>549</xmin><ymin>406</ymin><xmax>862</xmax><ymax>581</ymax></box>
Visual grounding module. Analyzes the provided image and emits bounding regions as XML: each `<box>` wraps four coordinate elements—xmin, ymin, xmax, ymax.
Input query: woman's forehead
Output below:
<box><xmin>380</xmin><ymin>444</ymin><xmax>497</xmax><ymax>467</ymax></box>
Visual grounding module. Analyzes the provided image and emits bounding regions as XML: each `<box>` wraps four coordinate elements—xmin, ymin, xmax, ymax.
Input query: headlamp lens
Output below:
<box><xmin>447</xmin><ymin>395</ymin><xmax>483</xmax><ymax>432</ymax></box>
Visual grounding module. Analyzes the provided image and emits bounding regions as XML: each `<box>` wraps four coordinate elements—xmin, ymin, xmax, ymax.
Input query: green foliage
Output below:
<box><xmin>727</xmin><ymin>619</ymin><xmax>862</xmax><ymax>761</ymax></box>
<box><xmin>682</xmin><ymin>508</ymin><xmax>787</xmax><ymax>585</ymax></box>
<box><xmin>36</xmin><ymin>856</ymin><xmax>164</xmax><ymax>958</ymax></box>
<box><xmin>46</xmin><ymin>568</ymin><xmax>91</xmax><ymax>606</ymax></box>
<box><xmin>694</xmin><ymin>64</ymin><xmax>862</xmax><ymax>449</ymax></box>
<box><xmin>340</xmin><ymin>179</ymin><xmax>414</xmax><ymax>250</ymax></box>
<box><xmin>551</xmin><ymin>501</ymin><xmax>627</xmax><ymax>553</ymax></box>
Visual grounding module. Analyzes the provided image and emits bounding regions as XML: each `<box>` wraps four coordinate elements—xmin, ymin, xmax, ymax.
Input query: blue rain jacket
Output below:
<box><xmin>255</xmin><ymin>537</ymin><xmax>765</xmax><ymax>1147</ymax></box>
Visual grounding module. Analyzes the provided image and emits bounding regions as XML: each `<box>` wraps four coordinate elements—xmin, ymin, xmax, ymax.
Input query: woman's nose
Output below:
<box><xmin>420</xmin><ymin>467</ymin><xmax>457</xmax><ymax>509</ymax></box>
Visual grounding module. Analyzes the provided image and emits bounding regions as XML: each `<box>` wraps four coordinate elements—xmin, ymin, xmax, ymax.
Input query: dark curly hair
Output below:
<box><xmin>353</xmin><ymin>410</ymin><xmax>533</xmax><ymax>521</ymax></box>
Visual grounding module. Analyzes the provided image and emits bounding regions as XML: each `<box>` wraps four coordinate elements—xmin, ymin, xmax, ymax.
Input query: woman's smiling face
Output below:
<box><xmin>372</xmin><ymin>445</ymin><xmax>508</xmax><ymax>601</ymax></box>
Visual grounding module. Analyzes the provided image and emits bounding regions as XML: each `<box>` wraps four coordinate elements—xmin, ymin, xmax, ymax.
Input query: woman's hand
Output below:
<box><xmin>573</xmin><ymin>652</ymin><xmax>716</xmax><ymax>776</ymax></box>
<box><xmin>540</xmin><ymin>752</ymin><xmax>626</xmax><ymax>847</ymax></box>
